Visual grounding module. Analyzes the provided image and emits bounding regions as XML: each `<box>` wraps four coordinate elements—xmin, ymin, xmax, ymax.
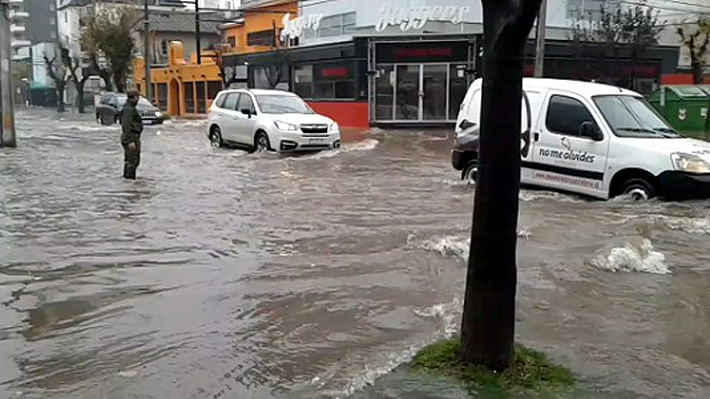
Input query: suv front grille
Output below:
<box><xmin>300</xmin><ymin>124</ymin><xmax>328</xmax><ymax>134</ymax></box>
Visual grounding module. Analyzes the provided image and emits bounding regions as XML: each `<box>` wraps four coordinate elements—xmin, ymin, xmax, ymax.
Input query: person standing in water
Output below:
<box><xmin>120</xmin><ymin>89</ymin><xmax>143</xmax><ymax>179</ymax></box>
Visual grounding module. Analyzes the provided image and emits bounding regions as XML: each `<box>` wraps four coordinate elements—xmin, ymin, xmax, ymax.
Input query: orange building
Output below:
<box><xmin>134</xmin><ymin>42</ymin><xmax>224</xmax><ymax>117</ymax></box>
<box><xmin>221</xmin><ymin>0</ymin><xmax>297</xmax><ymax>55</ymax></box>
<box><xmin>133</xmin><ymin>0</ymin><xmax>297</xmax><ymax>117</ymax></box>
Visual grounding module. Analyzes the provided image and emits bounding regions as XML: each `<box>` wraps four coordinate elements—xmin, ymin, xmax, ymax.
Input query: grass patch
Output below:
<box><xmin>412</xmin><ymin>338</ymin><xmax>573</xmax><ymax>395</ymax></box>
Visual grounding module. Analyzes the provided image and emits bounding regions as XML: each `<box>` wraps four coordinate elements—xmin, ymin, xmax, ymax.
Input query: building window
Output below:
<box><xmin>161</xmin><ymin>40</ymin><xmax>169</xmax><ymax>56</ymax></box>
<box><xmin>247</xmin><ymin>30</ymin><xmax>275</xmax><ymax>47</ymax></box>
<box><xmin>294</xmin><ymin>62</ymin><xmax>355</xmax><ymax>100</ymax></box>
<box><xmin>305</xmin><ymin>12</ymin><xmax>356</xmax><ymax>39</ymax></box>
<box><xmin>64</xmin><ymin>12</ymin><xmax>68</xmax><ymax>23</ymax></box>
<box><xmin>184</xmin><ymin>82</ymin><xmax>195</xmax><ymax>113</ymax></box>
<box><xmin>227</xmin><ymin>36</ymin><xmax>236</xmax><ymax>48</ymax></box>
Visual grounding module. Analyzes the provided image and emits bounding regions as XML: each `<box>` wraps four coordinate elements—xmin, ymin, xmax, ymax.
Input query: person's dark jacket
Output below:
<box><xmin>120</xmin><ymin>102</ymin><xmax>143</xmax><ymax>144</ymax></box>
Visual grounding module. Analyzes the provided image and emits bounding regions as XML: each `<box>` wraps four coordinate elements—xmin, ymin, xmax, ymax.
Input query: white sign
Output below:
<box><xmin>375</xmin><ymin>4</ymin><xmax>470</xmax><ymax>32</ymax></box>
<box><xmin>281</xmin><ymin>13</ymin><xmax>324</xmax><ymax>41</ymax></box>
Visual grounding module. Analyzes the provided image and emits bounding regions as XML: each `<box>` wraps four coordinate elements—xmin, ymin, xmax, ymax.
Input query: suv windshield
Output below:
<box><xmin>255</xmin><ymin>94</ymin><xmax>313</xmax><ymax>114</ymax></box>
<box><xmin>593</xmin><ymin>95</ymin><xmax>678</xmax><ymax>138</ymax></box>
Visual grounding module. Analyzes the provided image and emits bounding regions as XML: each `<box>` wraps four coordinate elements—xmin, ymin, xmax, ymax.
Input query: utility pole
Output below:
<box><xmin>534</xmin><ymin>0</ymin><xmax>547</xmax><ymax>77</ymax></box>
<box><xmin>195</xmin><ymin>0</ymin><xmax>201</xmax><ymax>64</ymax></box>
<box><xmin>0</xmin><ymin>0</ymin><xmax>17</xmax><ymax>148</ymax></box>
<box><xmin>144</xmin><ymin>0</ymin><xmax>152</xmax><ymax>103</ymax></box>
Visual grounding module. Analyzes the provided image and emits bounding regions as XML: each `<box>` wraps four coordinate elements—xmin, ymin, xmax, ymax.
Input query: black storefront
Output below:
<box><xmin>224</xmin><ymin>34</ymin><xmax>678</xmax><ymax>127</ymax></box>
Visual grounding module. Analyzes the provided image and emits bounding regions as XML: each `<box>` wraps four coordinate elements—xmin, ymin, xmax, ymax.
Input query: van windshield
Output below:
<box><xmin>593</xmin><ymin>95</ymin><xmax>679</xmax><ymax>138</ymax></box>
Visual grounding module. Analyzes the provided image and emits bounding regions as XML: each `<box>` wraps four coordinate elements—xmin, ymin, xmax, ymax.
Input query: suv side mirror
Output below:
<box><xmin>579</xmin><ymin>121</ymin><xmax>603</xmax><ymax>141</ymax></box>
<box><xmin>241</xmin><ymin>108</ymin><xmax>252</xmax><ymax>117</ymax></box>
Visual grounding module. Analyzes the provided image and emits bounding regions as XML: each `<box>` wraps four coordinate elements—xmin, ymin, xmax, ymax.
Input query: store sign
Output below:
<box><xmin>375</xmin><ymin>4</ymin><xmax>470</xmax><ymax>32</ymax></box>
<box><xmin>377</xmin><ymin>42</ymin><xmax>469</xmax><ymax>63</ymax></box>
<box><xmin>280</xmin><ymin>13</ymin><xmax>324</xmax><ymax>41</ymax></box>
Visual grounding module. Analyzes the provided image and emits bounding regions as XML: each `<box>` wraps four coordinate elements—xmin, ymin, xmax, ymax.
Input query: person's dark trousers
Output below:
<box><xmin>122</xmin><ymin>141</ymin><xmax>141</xmax><ymax>179</ymax></box>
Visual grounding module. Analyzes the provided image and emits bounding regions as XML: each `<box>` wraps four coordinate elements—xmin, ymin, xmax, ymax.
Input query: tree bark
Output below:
<box><xmin>460</xmin><ymin>0</ymin><xmax>542</xmax><ymax>372</ymax></box>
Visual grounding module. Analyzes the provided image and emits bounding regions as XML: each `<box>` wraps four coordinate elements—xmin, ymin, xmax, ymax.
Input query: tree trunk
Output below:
<box><xmin>692</xmin><ymin>61</ymin><xmax>703</xmax><ymax>84</ymax></box>
<box><xmin>57</xmin><ymin>86</ymin><xmax>66</xmax><ymax>113</ymax></box>
<box><xmin>76</xmin><ymin>88</ymin><xmax>85</xmax><ymax>114</ymax></box>
<box><xmin>460</xmin><ymin>0</ymin><xmax>541</xmax><ymax>372</ymax></box>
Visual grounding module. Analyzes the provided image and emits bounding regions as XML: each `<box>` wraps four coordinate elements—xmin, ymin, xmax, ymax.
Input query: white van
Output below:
<box><xmin>451</xmin><ymin>78</ymin><xmax>710</xmax><ymax>200</ymax></box>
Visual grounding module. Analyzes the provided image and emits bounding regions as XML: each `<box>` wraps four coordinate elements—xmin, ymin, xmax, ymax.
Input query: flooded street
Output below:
<box><xmin>2</xmin><ymin>109</ymin><xmax>710</xmax><ymax>399</ymax></box>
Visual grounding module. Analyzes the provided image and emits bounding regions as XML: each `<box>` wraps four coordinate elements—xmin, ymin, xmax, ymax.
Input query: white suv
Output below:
<box><xmin>207</xmin><ymin>89</ymin><xmax>341</xmax><ymax>152</ymax></box>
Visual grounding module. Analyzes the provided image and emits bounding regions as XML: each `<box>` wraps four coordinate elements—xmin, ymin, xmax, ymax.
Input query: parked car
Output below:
<box><xmin>206</xmin><ymin>89</ymin><xmax>341</xmax><ymax>152</ymax></box>
<box><xmin>452</xmin><ymin>78</ymin><xmax>710</xmax><ymax>200</ymax></box>
<box><xmin>95</xmin><ymin>92</ymin><xmax>164</xmax><ymax>125</ymax></box>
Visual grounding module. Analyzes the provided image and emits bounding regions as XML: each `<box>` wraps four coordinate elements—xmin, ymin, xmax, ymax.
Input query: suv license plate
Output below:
<box><xmin>308</xmin><ymin>138</ymin><xmax>328</xmax><ymax>144</ymax></box>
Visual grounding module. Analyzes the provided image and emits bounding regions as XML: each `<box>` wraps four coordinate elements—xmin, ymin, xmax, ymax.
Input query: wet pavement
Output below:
<box><xmin>2</xmin><ymin>109</ymin><xmax>710</xmax><ymax>399</ymax></box>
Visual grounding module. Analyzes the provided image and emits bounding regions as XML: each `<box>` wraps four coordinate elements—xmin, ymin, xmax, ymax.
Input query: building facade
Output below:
<box><xmin>218</xmin><ymin>0</ymin><xmax>679</xmax><ymax>127</ymax></box>
<box><xmin>9</xmin><ymin>0</ymin><xmax>30</xmax><ymax>60</ymax></box>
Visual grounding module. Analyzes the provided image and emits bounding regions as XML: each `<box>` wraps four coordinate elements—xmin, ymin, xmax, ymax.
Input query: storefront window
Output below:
<box><xmin>294</xmin><ymin>65</ymin><xmax>313</xmax><ymax>98</ymax></box>
<box><xmin>449</xmin><ymin>64</ymin><xmax>468</xmax><ymax>120</ymax></box>
<box><xmin>296</xmin><ymin>62</ymin><xmax>355</xmax><ymax>100</ymax></box>
<box><xmin>375</xmin><ymin>65</ymin><xmax>394</xmax><ymax>120</ymax></box>
<box><xmin>254</xmin><ymin>65</ymin><xmax>289</xmax><ymax>90</ymax></box>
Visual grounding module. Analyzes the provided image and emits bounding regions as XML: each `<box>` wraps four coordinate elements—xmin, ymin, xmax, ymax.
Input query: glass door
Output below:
<box><xmin>422</xmin><ymin>64</ymin><xmax>448</xmax><ymax>120</ymax></box>
<box><xmin>395</xmin><ymin>65</ymin><xmax>420</xmax><ymax>120</ymax></box>
<box><xmin>374</xmin><ymin>63</ymin><xmax>463</xmax><ymax>122</ymax></box>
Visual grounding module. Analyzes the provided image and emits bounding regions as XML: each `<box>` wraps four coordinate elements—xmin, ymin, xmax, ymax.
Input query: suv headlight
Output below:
<box><xmin>671</xmin><ymin>153</ymin><xmax>710</xmax><ymax>174</ymax></box>
<box><xmin>155</xmin><ymin>111</ymin><xmax>162</xmax><ymax>117</ymax></box>
<box><xmin>329</xmin><ymin>122</ymin><xmax>340</xmax><ymax>133</ymax></box>
<box><xmin>274</xmin><ymin>121</ymin><xmax>298</xmax><ymax>131</ymax></box>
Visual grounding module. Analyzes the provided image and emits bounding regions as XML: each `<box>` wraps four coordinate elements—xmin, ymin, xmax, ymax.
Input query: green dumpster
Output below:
<box><xmin>648</xmin><ymin>85</ymin><xmax>710</xmax><ymax>132</ymax></box>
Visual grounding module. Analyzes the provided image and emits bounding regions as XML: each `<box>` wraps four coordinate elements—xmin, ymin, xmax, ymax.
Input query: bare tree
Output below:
<box><xmin>80</xmin><ymin>2</ymin><xmax>137</xmax><ymax>93</ymax></box>
<box><xmin>59</xmin><ymin>46</ymin><xmax>93</xmax><ymax>114</ymax></box>
<box><xmin>460</xmin><ymin>0</ymin><xmax>543</xmax><ymax>372</ymax></box>
<box><xmin>570</xmin><ymin>2</ymin><xmax>663</xmax><ymax>87</ymax></box>
<box><xmin>678</xmin><ymin>18</ymin><xmax>710</xmax><ymax>84</ymax></box>
<box><xmin>44</xmin><ymin>45</ymin><xmax>72</xmax><ymax>113</ymax></box>
<box><xmin>208</xmin><ymin>43</ymin><xmax>237</xmax><ymax>88</ymax></box>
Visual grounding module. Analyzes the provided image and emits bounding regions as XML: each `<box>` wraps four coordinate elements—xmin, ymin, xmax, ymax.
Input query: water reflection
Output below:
<box><xmin>1</xmin><ymin>110</ymin><xmax>710</xmax><ymax>399</ymax></box>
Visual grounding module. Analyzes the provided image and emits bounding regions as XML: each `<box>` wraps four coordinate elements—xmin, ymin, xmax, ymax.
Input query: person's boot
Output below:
<box><xmin>123</xmin><ymin>165</ymin><xmax>136</xmax><ymax>179</ymax></box>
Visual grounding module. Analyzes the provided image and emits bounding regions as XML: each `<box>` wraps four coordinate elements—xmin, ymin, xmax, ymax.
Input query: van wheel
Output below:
<box><xmin>621</xmin><ymin>178</ymin><xmax>656</xmax><ymax>201</ymax></box>
<box><xmin>461</xmin><ymin>160</ymin><xmax>478</xmax><ymax>185</ymax></box>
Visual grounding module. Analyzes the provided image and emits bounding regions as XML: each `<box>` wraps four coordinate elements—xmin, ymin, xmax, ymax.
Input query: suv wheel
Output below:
<box><xmin>210</xmin><ymin>126</ymin><xmax>223</xmax><ymax>148</ymax></box>
<box><xmin>255</xmin><ymin>131</ymin><xmax>271</xmax><ymax>152</ymax></box>
<box><xmin>97</xmin><ymin>114</ymin><xmax>105</xmax><ymax>125</ymax></box>
<box><xmin>461</xmin><ymin>160</ymin><xmax>478</xmax><ymax>185</ymax></box>
<box><xmin>621</xmin><ymin>178</ymin><xmax>656</xmax><ymax>201</ymax></box>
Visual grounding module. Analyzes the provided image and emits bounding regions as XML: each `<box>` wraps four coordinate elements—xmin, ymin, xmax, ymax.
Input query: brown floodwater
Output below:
<box><xmin>1</xmin><ymin>109</ymin><xmax>710</xmax><ymax>399</ymax></box>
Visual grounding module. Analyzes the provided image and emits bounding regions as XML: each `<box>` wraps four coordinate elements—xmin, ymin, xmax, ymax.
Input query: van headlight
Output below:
<box><xmin>671</xmin><ymin>153</ymin><xmax>710</xmax><ymax>174</ymax></box>
<box><xmin>274</xmin><ymin>121</ymin><xmax>298</xmax><ymax>131</ymax></box>
<box><xmin>329</xmin><ymin>122</ymin><xmax>339</xmax><ymax>133</ymax></box>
